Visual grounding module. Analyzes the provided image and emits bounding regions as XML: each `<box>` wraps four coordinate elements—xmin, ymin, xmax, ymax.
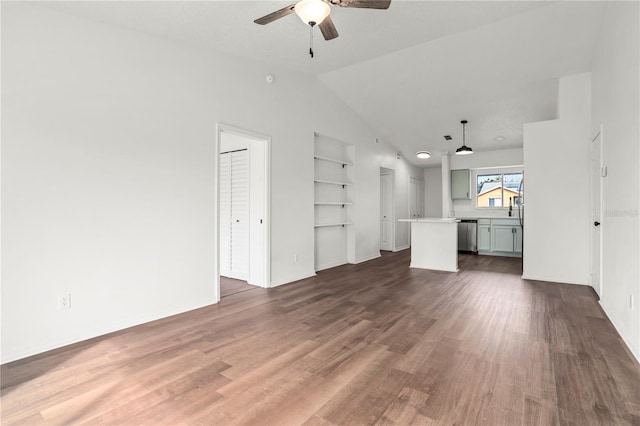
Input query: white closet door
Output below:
<box><xmin>219</xmin><ymin>153</ymin><xmax>232</xmax><ymax>277</ymax></box>
<box><xmin>219</xmin><ymin>150</ymin><xmax>249</xmax><ymax>281</ymax></box>
<box><xmin>230</xmin><ymin>150</ymin><xmax>249</xmax><ymax>281</ymax></box>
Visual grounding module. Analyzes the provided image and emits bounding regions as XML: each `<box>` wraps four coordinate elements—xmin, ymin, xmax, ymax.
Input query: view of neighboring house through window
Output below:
<box><xmin>477</xmin><ymin>172</ymin><xmax>523</xmax><ymax>208</ymax></box>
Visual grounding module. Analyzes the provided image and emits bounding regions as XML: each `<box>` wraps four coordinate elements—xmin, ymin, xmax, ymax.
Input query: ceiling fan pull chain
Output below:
<box><xmin>309</xmin><ymin>23</ymin><xmax>314</xmax><ymax>58</ymax></box>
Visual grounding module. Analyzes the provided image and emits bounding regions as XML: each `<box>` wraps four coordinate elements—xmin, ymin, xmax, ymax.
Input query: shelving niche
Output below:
<box><xmin>314</xmin><ymin>133</ymin><xmax>355</xmax><ymax>271</ymax></box>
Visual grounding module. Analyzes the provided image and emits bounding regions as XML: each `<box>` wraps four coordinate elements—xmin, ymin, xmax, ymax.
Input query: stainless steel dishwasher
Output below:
<box><xmin>457</xmin><ymin>219</ymin><xmax>478</xmax><ymax>254</ymax></box>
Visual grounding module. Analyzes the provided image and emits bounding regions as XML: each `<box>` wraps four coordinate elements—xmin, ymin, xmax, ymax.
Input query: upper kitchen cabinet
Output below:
<box><xmin>451</xmin><ymin>169</ymin><xmax>470</xmax><ymax>199</ymax></box>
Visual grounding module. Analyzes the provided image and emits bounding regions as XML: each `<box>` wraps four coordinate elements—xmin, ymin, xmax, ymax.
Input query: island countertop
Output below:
<box><xmin>398</xmin><ymin>218</ymin><xmax>460</xmax><ymax>223</ymax></box>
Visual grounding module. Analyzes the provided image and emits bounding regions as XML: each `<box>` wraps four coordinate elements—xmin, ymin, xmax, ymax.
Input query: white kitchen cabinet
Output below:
<box><xmin>492</xmin><ymin>225</ymin><xmax>516</xmax><ymax>252</ymax></box>
<box><xmin>451</xmin><ymin>169</ymin><xmax>470</xmax><ymax>199</ymax></box>
<box><xmin>514</xmin><ymin>226</ymin><xmax>523</xmax><ymax>253</ymax></box>
<box><xmin>478</xmin><ymin>222</ymin><xmax>491</xmax><ymax>252</ymax></box>
<box><xmin>477</xmin><ymin>218</ymin><xmax>521</xmax><ymax>257</ymax></box>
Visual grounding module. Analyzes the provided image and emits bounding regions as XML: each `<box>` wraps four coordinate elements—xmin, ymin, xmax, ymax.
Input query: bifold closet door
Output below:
<box><xmin>219</xmin><ymin>150</ymin><xmax>249</xmax><ymax>281</ymax></box>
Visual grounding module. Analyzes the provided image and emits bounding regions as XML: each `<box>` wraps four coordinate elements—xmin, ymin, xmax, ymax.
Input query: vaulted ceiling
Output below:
<box><xmin>41</xmin><ymin>1</ymin><xmax>607</xmax><ymax>166</ymax></box>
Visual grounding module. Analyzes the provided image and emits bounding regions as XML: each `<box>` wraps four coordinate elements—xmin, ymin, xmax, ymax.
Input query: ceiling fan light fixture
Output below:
<box><xmin>455</xmin><ymin>119</ymin><xmax>474</xmax><ymax>156</ymax></box>
<box><xmin>416</xmin><ymin>151</ymin><xmax>431</xmax><ymax>159</ymax></box>
<box><xmin>295</xmin><ymin>0</ymin><xmax>331</xmax><ymax>26</ymax></box>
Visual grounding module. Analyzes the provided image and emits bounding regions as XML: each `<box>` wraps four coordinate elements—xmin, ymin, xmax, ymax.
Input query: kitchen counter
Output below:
<box><xmin>399</xmin><ymin>218</ymin><xmax>459</xmax><ymax>272</ymax></box>
<box><xmin>399</xmin><ymin>218</ymin><xmax>460</xmax><ymax>223</ymax></box>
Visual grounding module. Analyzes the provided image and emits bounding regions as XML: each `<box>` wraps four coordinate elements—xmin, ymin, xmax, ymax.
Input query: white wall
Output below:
<box><xmin>591</xmin><ymin>1</ymin><xmax>639</xmax><ymax>361</ymax></box>
<box><xmin>523</xmin><ymin>73</ymin><xmax>591</xmax><ymax>286</ymax></box>
<box><xmin>0</xmin><ymin>4</ymin><xmax>418</xmax><ymax>362</ymax></box>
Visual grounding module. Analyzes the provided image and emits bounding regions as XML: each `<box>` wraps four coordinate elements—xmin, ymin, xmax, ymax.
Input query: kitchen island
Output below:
<box><xmin>399</xmin><ymin>218</ymin><xmax>460</xmax><ymax>272</ymax></box>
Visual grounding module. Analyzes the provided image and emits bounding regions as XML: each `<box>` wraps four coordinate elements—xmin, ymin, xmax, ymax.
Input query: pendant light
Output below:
<box><xmin>455</xmin><ymin>120</ymin><xmax>473</xmax><ymax>155</ymax></box>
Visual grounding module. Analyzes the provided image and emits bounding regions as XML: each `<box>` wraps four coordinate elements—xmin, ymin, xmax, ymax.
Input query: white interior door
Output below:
<box><xmin>219</xmin><ymin>149</ymin><xmax>249</xmax><ymax>281</ymax></box>
<box><xmin>591</xmin><ymin>131</ymin><xmax>603</xmax><ymax>297</ymax></box>
<box><xmin>230</xmin><ymin>150</ymin><xmax>249</xmax><ymax>281</ymax></box>
<box><xmin>409</xmin><ymin>177</ymin><xmax>424</xmax><ymax>219</ymax></box>
<box><xmin>380</xmin><ymin>173</ymin><xmax>392</xmax><ymax>251</ymax></box>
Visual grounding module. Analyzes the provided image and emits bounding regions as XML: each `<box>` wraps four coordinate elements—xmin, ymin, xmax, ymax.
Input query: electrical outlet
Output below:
<box><xmin>630</xmin><ymin>295</ymin><xmax>634</xmax><ymax>310</ymax></box>
<box><xmin>58</xmin><ymin>293</ymin><xmax>71</xmax><ymax>310</ymax></box>
<box><xmin>294</xmin><ymin>254</ymin><xmax>299</xmax><ymax>262</ymax></box>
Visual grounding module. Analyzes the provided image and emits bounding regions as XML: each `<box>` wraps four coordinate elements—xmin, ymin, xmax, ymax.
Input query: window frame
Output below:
<box><xmin>474</xmin><ymin>168</ymin><xmax>523</xmax><ymax>210</ymax></box>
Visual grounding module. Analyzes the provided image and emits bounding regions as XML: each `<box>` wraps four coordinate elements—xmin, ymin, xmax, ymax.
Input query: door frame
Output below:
<box><xmin>380</xmin><ymin>168</ymin><xmax>395</xmax><ymax>252</ymax></box>
<box><xmin>590</xmin><ymin>126</ymin><xmax>604</xmax><ymax>298</ymax></box>
<box><xmin>215</xmin><ymin>123</ymin><xmax>271</xmax><ymax>302</ymax></box>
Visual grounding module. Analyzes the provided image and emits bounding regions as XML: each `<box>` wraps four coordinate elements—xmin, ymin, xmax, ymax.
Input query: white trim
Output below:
<box><xmin>315</xmin><ymin>260</ymin><xmax>348</xmax><ymax>272</ymax></box>
<box><xmin>355</xmin><ymin>253</ymin><xmax>381</xmax><ymax>264</ymax></box>
<box><xmin>270</xmin><ymin>271</ymin><xmax>317</xmax><ymax>288</ymax></box>
<box><xmin>393</xmin><ymin>245</ymin><xmax>410</xmax><ymax>252</ymax></box>
<box><xmin>521</xmin><ymin>275</ymin><xmax>590</xmax><ymax>286</ymax></box>
<box><xmin>600</xmin><ymin>299</ymin><xmax>640</xmax><ymax>364</ymax></box>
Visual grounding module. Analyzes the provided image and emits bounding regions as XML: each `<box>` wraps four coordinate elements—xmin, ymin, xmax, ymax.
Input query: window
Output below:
<box><xmin>477</xmin><ymin>172</ymin><xmax>523</xmax><ymax>208</ymax></box>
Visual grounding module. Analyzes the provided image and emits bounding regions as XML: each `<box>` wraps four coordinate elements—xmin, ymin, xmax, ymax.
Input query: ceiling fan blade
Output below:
<box><xmin>319</xmin><ymin>15</ymin><xmax>339</xmax><ymax>40</ymax></box>
<box><xmin>254</xmin><ymin>4</ymin><xmax>297</xmax><ymax>25</ymax></box>
<box><xmin>336</xmin><ymin>0</ymin><xmax>391</xmax><ymax>9</ymax></box>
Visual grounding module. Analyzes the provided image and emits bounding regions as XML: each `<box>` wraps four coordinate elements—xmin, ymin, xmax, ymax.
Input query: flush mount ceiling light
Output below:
<box><xmin>416</xmin><ymin>151</ymin><xmax>431</xmax><ymax>159</ymax></box>
<box><xmin>494</xmin><ymin>136</ymin><xmax>505</xmax><ymax>141</ymax></box>
<box><xmin>455</xmin><ymin>120</ymin><xmax>474</xmax><ymax>155</ymax></box>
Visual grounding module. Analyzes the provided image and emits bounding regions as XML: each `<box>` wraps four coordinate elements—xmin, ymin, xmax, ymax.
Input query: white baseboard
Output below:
<box><xmin>521</xmin><ymin>274</ymin><xmax>589</xmax><ymax>286</ymax></box>
<box><xmin>355</xmin><ymin>253</ymin><xmax>381</xmax><ymax>264</ymax></box>
<box><xmin>314</xmin><ymin>260</ymin><xmax>347</xmax><ymax>272</ymax></box>
<box><xmin>393</xmin><ymin>245</ymin><xmax>410</xmax><ymax>252</ymax></box>
<box><xmin>269</xmin><ymin>271</ymin><xmax>316</xmax><ymax>288</ymax></box>
<box><xmin>600</xmin><ymin>299</ymin><xmax>640</xmax><ymax>364</ymax></box>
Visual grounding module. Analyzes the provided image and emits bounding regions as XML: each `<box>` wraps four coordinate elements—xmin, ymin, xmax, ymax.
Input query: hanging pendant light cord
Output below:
<box><xmin>462</xmin><ymin>121</ymin><xmax>466</xmax><ymax>146</ymax></box>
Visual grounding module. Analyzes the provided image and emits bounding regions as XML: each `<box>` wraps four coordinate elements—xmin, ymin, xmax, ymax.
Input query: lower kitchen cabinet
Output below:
<box><xmin>478</xmin><ymin>222</ymin><xmax>491</xmax><ymax>252</ymax></box>
<box><xmin>493</xmin><ymin>225</ymin><xmax>517</xmax><ymax>252</ymax></box>
<box><xmin>478</xmin><ymin>219</ymin><xmax>522</xmax><ymax>257</ymax></box>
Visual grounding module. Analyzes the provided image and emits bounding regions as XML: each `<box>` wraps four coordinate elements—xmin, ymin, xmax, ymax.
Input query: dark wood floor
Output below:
<box><xmin>220</xmin><ymin>276</ymin><xmax>256</xmax><ymax>298</ymax></box>
<box><xmin>2</xmin><ymin>251</ymin><xmax>639</xmax><ymax>425</ymax></box>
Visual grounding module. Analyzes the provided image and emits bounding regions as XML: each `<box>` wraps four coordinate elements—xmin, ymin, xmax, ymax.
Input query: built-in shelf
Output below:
<box><xmin>314</xmin><ymin>135</ymin><xmax>355</xmax><ymax>271</ymax></box>
<box><xmin>314</xmin><ymin>202</ymin><xmax>352</xmax><ymax>206</ymax></box>
<box><xmin>314</xmin><ymin>222</ymin><xmax>353</xmax><ymax>228</ymax></box>
<box><xmin>314</xmin><ymin>155</ymin><xmax>353</xmax><ymax>166</ymax></box>
<box><xmin>314</xmin><ymin>179</ymin><xmax>352</xmax><ymax>186</ymax></box>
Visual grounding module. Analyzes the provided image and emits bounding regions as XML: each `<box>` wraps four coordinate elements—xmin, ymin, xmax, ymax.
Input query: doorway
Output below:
<box><xmin>408</xmin><ymin>176</ymin><xmax>424</xmax><ymax>245</ymax></box>
<box><xmin>216</xmin><ymin>124</ymin><xmax>270</xmax><ymax>301</ymax></box>
<box><xmin>380</xmin><ymin>168</ymin><xmax>395</xmax><ymax>251</ymax></box>
<box><xmin>590</xmin><ymin>128</ymin><xmax>603</xmax><ymax>298</ymax></box>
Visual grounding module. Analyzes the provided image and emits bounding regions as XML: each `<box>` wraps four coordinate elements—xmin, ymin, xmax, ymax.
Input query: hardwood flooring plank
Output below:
<box><xmin>2</xmin><ymin>251</ymin><xmax>639</xmax><ymax>425</ymax></box>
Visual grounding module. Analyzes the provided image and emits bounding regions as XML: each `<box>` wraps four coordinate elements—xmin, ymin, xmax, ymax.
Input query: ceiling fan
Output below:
<box><xmin>254</xmin><ymin>0</ymin><xmax>391</xmax><ymax>57</ymax></box>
